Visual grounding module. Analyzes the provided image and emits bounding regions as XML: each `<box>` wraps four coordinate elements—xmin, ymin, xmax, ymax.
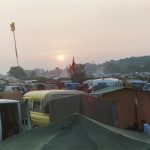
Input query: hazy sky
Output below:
<box><xmin>0</xmin><ymin>0</ymin><xmax>150</xmax><ymax>74</ymax></box>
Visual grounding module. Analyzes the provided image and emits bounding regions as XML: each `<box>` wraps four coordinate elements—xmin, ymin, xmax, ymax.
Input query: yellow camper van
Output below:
<box><xmin>23</xmin><ymin>90</ymin><xmax>87</xmax><ymax>127</ymax></box>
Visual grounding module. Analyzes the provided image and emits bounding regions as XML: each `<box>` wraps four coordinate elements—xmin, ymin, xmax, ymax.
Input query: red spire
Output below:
<box><xmin>68</xmin><ymin>56</ymin><xmax>77</xmax><ymax>74</ymax></box>
<box><xmin>72</xmin><ymin>56</ymin><xmax>76</xmax><ymax>72</ymax></box>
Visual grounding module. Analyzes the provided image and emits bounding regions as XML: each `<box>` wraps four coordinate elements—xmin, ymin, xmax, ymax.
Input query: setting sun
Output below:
<box><xmin>57</xmin><ymin>55</ymin><xmax>65</xmax><ymax>61</ymax></box>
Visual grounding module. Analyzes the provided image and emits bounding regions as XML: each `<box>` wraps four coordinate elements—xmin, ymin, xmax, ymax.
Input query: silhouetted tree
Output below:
<box><xmin>103</xmin><ymin>62</ymin><xmax>122</xmax><ymax>73</ymax></box>
<box><xmin>70</xmin><ymin>64</ymin><xmax>88</xmax><ymax>83</ymax></box>
<box><xmin>30</xmin><ymin>70</ymin><xmax>37</xmax><ymax>77</ymax></box>
<box><xmin>8</xmin><ymin>66</ymin><xmax>27</xmax><ymax>79</ymax></box>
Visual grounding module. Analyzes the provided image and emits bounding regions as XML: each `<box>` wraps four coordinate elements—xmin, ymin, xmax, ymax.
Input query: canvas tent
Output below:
<box><xmin>23</xmin><ymin>89</ymin><xmax>113</xmax><ymax>126</ymax></box>
<box><xmin>1</xmin><ymin>113</ymin><xmax>150</xmax><ymax>150</ymax></box>
<box><xmin>23</xmin><ymin>89</ymin><xmax>115</xmax><ymax>126</ymax></box>
<box><xmin>136</xmin><ymin>90</ymin><xmax>150</xmax><ymax>127</ymax></box>
<box><xmin>92</xmin><ymin>87</ymin><xmax>150</xmax><ymax>130</ymax></box>
<box><xmin>22</xmin><ymin>90</ymin><xmax>90</xmax><ymax>127</ymax></box>
<box><xmin>48</xmin><ymin>94</ymin><xmax>114</xmax><ymax>126</ymax></box>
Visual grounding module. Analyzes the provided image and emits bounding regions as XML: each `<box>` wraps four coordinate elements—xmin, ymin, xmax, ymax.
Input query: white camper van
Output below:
<box><xmin>92</xmin><ymin>78</ymin><xmax>123</xmax><ymax>92</ymax></box>
<box><xmin>0</xmin><ymin>99</ymin><xmax>32</xmax><ymax>142</ymax></box>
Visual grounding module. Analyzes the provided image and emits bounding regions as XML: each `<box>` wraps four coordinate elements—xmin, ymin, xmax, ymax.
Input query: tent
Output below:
<box><xmin>48</xmin><ymin>94</ymin><xmax>113</xmax><ymax>126</ymax></box>
<box><xmin>92</xmin><ymin>87</ymin><xmax>150</xmax><ymax>130</ymax></box>
<box><xmin>92</xmin><ymin>87</ymin><xmax>138</xmax><ymax>129</ymax></box>
<box><xmin>0</xmin><ymin>113</ymin><xmax>150</xmax><ymax>150</ymax></box>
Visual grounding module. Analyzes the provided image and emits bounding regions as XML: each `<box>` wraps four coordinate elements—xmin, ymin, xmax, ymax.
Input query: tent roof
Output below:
<box><xmin>0</xmin><ymin>99</ymin><xmax>19</xmax><ymax>104</ymax></box>
<box><xmin>1</xmin><ymin>113</ymin><xmax>150</xmax><ymax>150</ymax></box>
<box><xmin>91</xmin><ymin>87</ymin><xmax>124</xmax><ymax>96</ymax></box>
<box><xmin>23</xmin><ymin>90</ymin><xmax>87</xmax><ymax>100</ymax></box>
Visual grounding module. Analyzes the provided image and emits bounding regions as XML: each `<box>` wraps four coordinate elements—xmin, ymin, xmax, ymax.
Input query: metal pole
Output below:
<box><xmin>12</xmin><ymin>30</ymin><xmax>19</xmax><ymax>67</ymax></box>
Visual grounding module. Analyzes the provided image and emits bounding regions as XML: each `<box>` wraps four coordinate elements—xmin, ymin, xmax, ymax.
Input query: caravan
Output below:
<box><xmin>23</xmin><ymin>90</ymin><xmax>87</xmax><ymax>127</ymax></box>
<box><xmin>90</xmin><ymin>78</ymin><xmax>123</xmax><ymax>92</ymax></box>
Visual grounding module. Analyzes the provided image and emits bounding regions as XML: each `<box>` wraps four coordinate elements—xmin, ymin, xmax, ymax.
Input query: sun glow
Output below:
<box><xmin>57</xmin><ymin>55</ymin><xmax>65</xmax><ymax>61</ymax></box>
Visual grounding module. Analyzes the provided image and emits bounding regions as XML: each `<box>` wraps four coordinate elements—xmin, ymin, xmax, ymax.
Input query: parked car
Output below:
<box><xmin>22</xmin><ymin>90</ymin><xmax>87</xmax><ymax>127</ymax></box>
<box><xmin>4</xmin><ymin>85</ymin><xmax>23</xmax><ymax>92</ymax></box>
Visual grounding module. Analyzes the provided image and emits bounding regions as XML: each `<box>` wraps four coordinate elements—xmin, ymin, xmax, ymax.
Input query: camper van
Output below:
<box><xmin>91</xmin><ymin>78</ymin><xmax>123</xmax><ymax>92</ymax></box>
<box><xmin>0</xmin><ymin>99</ymin><xmax>32</xmax><ymax>142</ymax></box>
<box><xmin>125</xmin><ymin>79</ymin><xmax>146</xmax><ymax>90</ymax></box>
<box><xmin>23</xmin><ymin>90</ymin><xmax>87</xmax><ymax>127</ymax></box>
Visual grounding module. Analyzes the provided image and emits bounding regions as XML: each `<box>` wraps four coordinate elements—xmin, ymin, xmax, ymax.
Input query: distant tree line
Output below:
<box><xmin>7</xmin><ymin>56</ymin><xmax>150</xmax><ymax>81</ymax></box>
<box><xmin>7</xmin><ymin>66</ymin><xmax>48</xmax><ymax>81</ymax></box>
<box><xmin>103</xmin><ymin>56</ymin><xmax>150</xmax><ymax>73</ymax></box>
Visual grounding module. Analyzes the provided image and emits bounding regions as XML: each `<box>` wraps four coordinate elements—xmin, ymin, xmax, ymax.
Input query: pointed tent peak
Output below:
<box><xmin>68</xmin><ymin>56</ymin><xmax>77</xmax><ymax>74</ymax></box>
<box><xmin>72</xmin><ymin>56</ymin><xmax>77</xmax><ymax>73</ymax></box>
<box><xmin>72</xmin><ymin>56</ymin><xmax>77</xmax><ymax>66</ymax></box>
<box><xmin>72</xmin><ymin>56</ymin><xmax>75</xmax><ymax>65</ymax></box>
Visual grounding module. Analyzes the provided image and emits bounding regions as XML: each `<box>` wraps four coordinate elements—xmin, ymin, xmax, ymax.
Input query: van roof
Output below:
<box><xmin>0</xmin><ymin>99</ymin><xmax>19</xmax><ymax>104</ymax></box>
<box><xmin>93</xmin><ymin>78</ymin><xmax>120</xmax><ymax>82</ymax></box>
<box><xmin>127</xmin><ymin>79</ymin><xmax>146</xmax><ymax>83</ymax></box>
<box><xmin>91</xmin><ymin>87</ymin><xmax>124</xmax><ymax>96</ymax></box>
<box><xmin>5</xmin><ymin>85</ymin><xmax>21</xmax><ymax>87</ymax></box>
<box><xmin>23</xmin><ymin>90</ymin><xmax>87</xmax><ymax>100</ymax></box>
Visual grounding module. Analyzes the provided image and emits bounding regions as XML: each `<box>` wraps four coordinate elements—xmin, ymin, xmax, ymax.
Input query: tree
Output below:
<box><xmin>8</xmin><ymin>66</ymin><xmax>27</xmax><ymax>79</ymax></box>
<box><xmin>141</xmin><ymin>61</ymin><xmax>150</xmax><ymax>72</ymax></box>
<box><xmin>103</xmin><ymin>62</ymin><xmax>122</xmax><ymax>73</ymax></box>
<box><xmin>70</xmin><ymin>64</ymin><xmax>88</xmax><ymax>83</ymax></box>
<box><xmin>30</xmin><ymin>70</ymin><xmax>37</xmax><ymax>77</ymax></box>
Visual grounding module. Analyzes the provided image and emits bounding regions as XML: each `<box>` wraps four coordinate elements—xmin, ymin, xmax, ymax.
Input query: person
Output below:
<box><xmin>141</xmin><ymin>120</ymin><xmax>150</xmax><ymax>135</ymax></box>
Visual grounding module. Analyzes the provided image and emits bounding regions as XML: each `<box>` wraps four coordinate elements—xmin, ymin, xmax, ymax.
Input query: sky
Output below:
<box><xmin>0</xmin><ymin>0</ymin><xmax>150</xmax><ymax>74</ymax></box>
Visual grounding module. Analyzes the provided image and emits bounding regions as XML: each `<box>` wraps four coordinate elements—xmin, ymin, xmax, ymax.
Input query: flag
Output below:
<box><xmin>10</xmin><ymin>22</ymin><xmax>15</xmax><ymax>31</ymax></box>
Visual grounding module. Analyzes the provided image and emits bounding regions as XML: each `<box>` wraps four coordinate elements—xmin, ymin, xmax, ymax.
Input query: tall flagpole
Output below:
<box><xmin>10</xmin><ymin>22</ymin><xmax>19</xmax><ymax>67</ymax></box>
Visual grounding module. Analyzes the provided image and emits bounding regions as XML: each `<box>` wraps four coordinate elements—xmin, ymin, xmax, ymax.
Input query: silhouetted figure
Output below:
<box><xmin>141</xmin><ymin>120</ymin><xmax>150</xmax><ymax>135</ymax></box>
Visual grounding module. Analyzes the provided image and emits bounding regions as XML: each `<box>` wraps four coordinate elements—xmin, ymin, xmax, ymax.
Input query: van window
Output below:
<box><xmin>12</xmin><ymin>87</ymin><xmax>21</xmax><ymax>91</ymax></box>
<box><xmin>33</xmin><ymin>100</ymin><xmax>41</xmax><ymax>112</ymax></box>
<box><xmin>93</xmin><ymin>83</ymin><xmax>107</xmax><ymax>92</ymax></box>
<box><xmin>25</xmin><ymin>99</ymin><xmax>33</xmax><ymax>110</ymax></box>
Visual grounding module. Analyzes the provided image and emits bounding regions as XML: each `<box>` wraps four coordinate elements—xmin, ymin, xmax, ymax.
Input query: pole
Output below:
<box><xmin>10</xmin><ymin>22</ymin><xmax>19</xmax><ymax>67</ymax></box>
<box><xmin>12</xmin><ymin>30</ymin><xmax>19</xmax><ymax>67</ymax></box>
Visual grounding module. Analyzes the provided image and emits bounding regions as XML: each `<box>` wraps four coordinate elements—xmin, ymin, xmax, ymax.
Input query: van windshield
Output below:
<box><xmin>33</xmin><ymin>100</ymin><xmax>41</xmax><ymax>112</ymax></box>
